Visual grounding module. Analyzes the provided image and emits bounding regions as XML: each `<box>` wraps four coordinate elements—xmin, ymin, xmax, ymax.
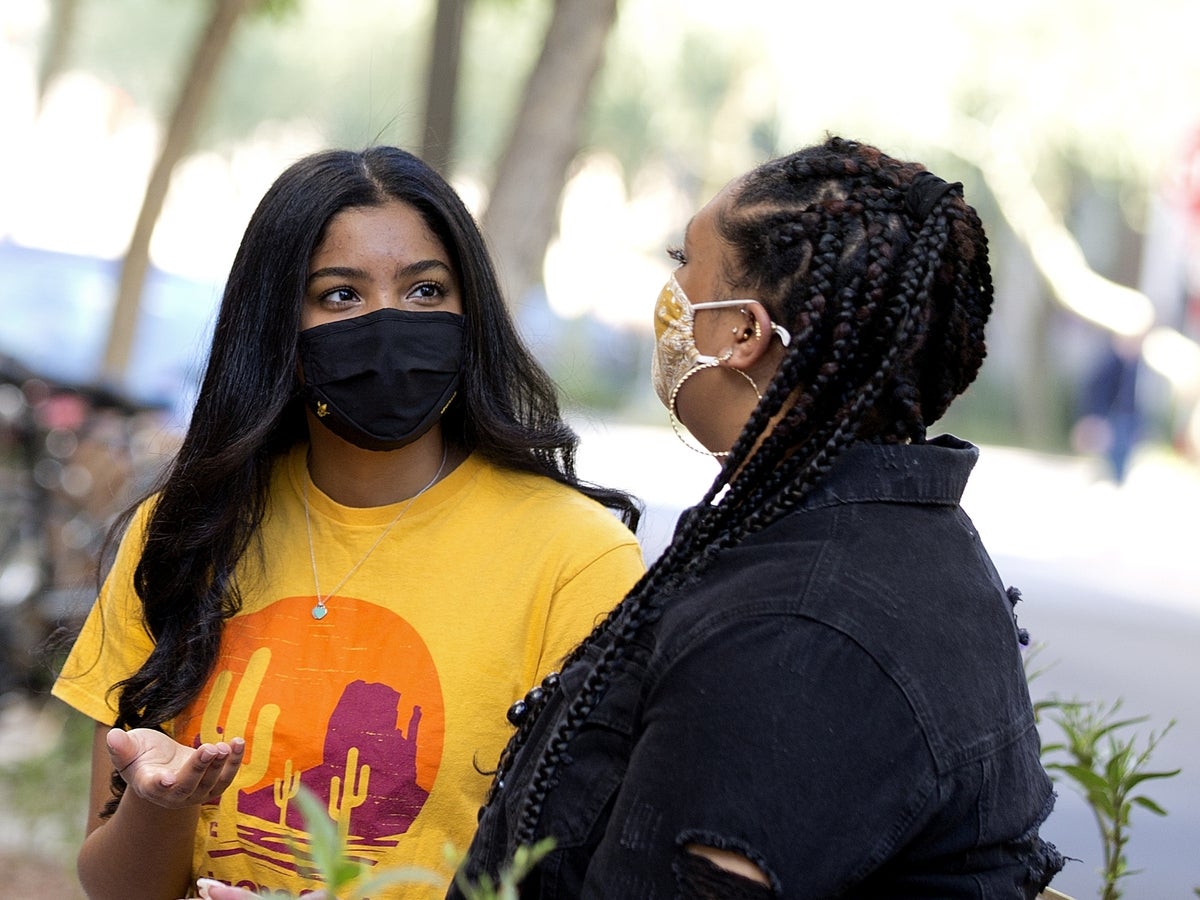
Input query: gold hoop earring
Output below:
<box><xmin>667</xmin><ymin>360</ymin><xmax>763</xmax><ymax>458</ymax></box>
<box><xmin>733</xmin><ymin>367</ymin><xmax>761</xmax><ymax>399</ymax></box>
<box><xmin>717</xmin><ymin>346</ymin><xmax>763</xmax><ymax>398</ymax></box>
<box><xmin>667</xmin><ymin>362</ymin><xmax>724</xmax><ymax>456</ymax></box>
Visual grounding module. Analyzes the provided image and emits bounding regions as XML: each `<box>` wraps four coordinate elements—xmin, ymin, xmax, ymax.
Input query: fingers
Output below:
<box><xmin>169</xmin><ymin>739</ymin><xmax>245</xmax><ymax>802</ymax></box>
<box><xmin>198</xmin><ymin>737</ymin><xmax>246</xmax><ymax>802</ymax></box>
<box><xmin>106</xmin><ymin>727</ymin><xmax>245</xmax><ymax>808</ymax></box>
<box><xmin>196</xmin><ymin>877</ymin><xmax>315</xmax><ymax>900</ymax></box>
<box><xmin>197</xmin><ymin>878</ymin><xmax>261</xmax><ymax>899</ymax></box>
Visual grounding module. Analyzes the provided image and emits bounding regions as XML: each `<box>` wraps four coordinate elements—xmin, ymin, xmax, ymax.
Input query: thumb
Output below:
<box><xmin>105</xmin><ymin>727</ymin><xmax>135</xmax><ymax>769</ymax></box>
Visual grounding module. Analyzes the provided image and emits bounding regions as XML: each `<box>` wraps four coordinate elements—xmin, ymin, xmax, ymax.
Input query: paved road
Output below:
<box><xmin>575</xmin><ymin>421</ymin><xmax>1200</xmax><ymax>899</ymax></box>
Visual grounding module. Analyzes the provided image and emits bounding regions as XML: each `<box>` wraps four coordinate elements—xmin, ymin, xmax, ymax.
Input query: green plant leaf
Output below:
<box><xmin>350</xmin><ymin>866</ymin><xmax>445</xmax><ymax>899</ymax></box>
<box><xmin>1052</xmin><ymin>763</ymin><xmax>1109</xmax><ymax>793</ymax></box>
<box><xmin>1125</xmin><ymin>768</ymin><xmax>1182</xmax><ymax>788</ymax></box>
<box><xmin>290</xmin><ymin>784</ymin><xmax>364</xmax><ymax>890</ymax></box>
<box><xmin>1033</xmin><ymin>680</ymin><xmax>1183</xmax><ymax>900</ymax></box>
<box><xmin>449</xmin><ymin>838</ymin><xmax>555</xmax><ymax>900</ymax></box>
<box><xmin>1089</xmin><ymin>715</ymin><xmax>1149</xmax><ymax>740</ymax></box>
<box><xmin>1130</xmin><ymin>795</ymin><xmax>1170</xmax><ymax>816</ymax></box>
<box><xmin>1105</xmin><ymin>746</ymin><xmax>1133</xmax><ymax>783</ymax></box>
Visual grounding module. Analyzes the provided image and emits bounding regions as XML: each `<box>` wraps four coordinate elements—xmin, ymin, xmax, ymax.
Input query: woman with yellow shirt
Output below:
<box><xmin>52</xmin><ymin>147</ymin><xmax>645</xmax><ymax>900</ymax></box>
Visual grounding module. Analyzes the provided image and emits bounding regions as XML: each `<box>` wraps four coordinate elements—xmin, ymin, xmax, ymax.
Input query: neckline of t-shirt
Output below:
<box><xmin>287</xmin><ymin>443</ymin><xmax>483</xmax><ymax>527</ymax></box>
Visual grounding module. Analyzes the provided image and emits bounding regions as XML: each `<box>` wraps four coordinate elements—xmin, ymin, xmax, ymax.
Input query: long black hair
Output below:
<box><xmin>102</xmin><ymin>147</ymin><xmax>640</xmax><ymax>814</ymax></box>
<box><xmin>494</xmin><ymin>135</ymin><xmax>996</xmax><ymax>843</ymax></box>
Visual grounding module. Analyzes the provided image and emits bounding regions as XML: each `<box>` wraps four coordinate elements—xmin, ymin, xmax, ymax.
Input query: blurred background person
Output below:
<box><xmin>1071</xmin><ymin>334</ymin><xmax>1146</xmax><ymax>483</ymax></box>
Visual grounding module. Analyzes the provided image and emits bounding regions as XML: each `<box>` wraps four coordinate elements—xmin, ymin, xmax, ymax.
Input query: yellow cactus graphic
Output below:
<box><xmin>273</xmin><ymin>758</ymin><xmax>301</xmax><ymax>826</ymax></box>
<box><xmin>200</xmin><ymin>646</ymin><xmax>280</xmax><ymax>822</ymax></box>
<box><xmin>328</xmin><ymin>746</ymin><xmax>370</xmax><ymax>844</ymax></box>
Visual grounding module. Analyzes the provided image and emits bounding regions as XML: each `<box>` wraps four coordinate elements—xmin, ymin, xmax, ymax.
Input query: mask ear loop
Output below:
<box><xmin>667</xmin><ymin>349</ymin><xmax>762</xmax><ymax>458</ymax></box>
<box><xmin>692</xmin><ymin>298</ymin><xmax>792</xmax><ymax>348</ymax></box>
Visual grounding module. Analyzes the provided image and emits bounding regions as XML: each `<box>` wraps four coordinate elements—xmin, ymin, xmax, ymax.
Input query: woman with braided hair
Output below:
<box><xmin>445</xmin><ymin>136</ymin><xmax>1066</xmax><ymax>899</ymax></box>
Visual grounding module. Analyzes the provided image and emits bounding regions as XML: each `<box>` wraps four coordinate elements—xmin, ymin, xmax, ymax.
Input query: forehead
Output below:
<box><xmin>687</xmin><ymin>177</ymin><xmax>745</xmax><ymax>260</ymax></box>
<box><xmin>678</xmin><ymin>182</ymin><xmax>739</xmax><ymax>298</ymax></box>
<box><xmin>684</xmin><ymin>191</ymin><xmax>724</xmax><ymax>249</ymax></box>
<box><xmin>314</xmin><ymin>200</ymin><xmax>448</xmax><ymax>262</ymax></box>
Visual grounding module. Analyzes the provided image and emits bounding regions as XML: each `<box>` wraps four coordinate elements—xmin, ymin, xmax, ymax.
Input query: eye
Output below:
<box><xmin>406</xmin><ymin>281</ymin><xmax>448</xmax><ymax>304</ymax></box>
<box><xmin>317</xmin><ymin>287</ymin><xmax>359</xmax><ymax>308</ymax></box>
<box><xmin>667</xmin><ymin>246</ymin><xmax>687</xmax><ymax>265</ymax></box>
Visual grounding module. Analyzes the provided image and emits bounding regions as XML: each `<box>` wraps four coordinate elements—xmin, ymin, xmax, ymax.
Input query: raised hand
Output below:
<box><xmin>107</xmin><ymin>727</ymin><xmax>245</xmax><ymax>809</ymax></box>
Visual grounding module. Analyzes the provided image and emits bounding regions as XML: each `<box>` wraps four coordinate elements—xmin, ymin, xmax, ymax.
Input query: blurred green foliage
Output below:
<box><xmin>1042</xmin><ymin>700</ymin><xmax>1179</xmax><ymax>900</ymax></box>
<box><xmin>0</xmin><ymin>701</ymin><xmax>93</xmax><ymax>853</ymax></box>
<box><xmin>17</xmin><ymin>0</ymin><xmax>1195</xmax><ymax>454</ymax></box>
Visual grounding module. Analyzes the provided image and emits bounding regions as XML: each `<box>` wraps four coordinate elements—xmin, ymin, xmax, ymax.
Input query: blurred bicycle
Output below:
<box><xmin>0</xmin><ymin>355</ymin><xmax>177</xmax><ymax>696</ymax></box>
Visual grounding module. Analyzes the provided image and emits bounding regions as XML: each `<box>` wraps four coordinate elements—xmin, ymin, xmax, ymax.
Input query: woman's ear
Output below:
<box><xmin>725</xmin><ymin>302</ymin><xmax>777</xmax><ymax>369</ymax></box>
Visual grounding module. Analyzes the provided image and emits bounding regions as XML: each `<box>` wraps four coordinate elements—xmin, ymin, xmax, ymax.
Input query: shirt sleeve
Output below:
<box><xmin>536</xmin><ymin>538</ymin><xmax>644</xmax><ymax>679</ymax></box>
<box><xmin>583</xmin><ymin>613</ymin><xmax>937</xmax><ymax>898</ymax></box>
<box><xmin>51</xmin><ymin>503</ymin><xmax>155</xmax><ymax>726</ymax></box>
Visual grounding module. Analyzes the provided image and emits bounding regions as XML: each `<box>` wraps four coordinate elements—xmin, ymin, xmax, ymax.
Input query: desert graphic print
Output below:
<box><xmin>173</xmin><ymin>595</ymin><xmax>445</xmax><ymax>890</ymax></box>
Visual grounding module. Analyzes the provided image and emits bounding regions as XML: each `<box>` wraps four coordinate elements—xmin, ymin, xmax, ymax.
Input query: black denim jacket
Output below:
<box><xmin>454</xmin><ymin>436</ymin><xmax>1065</xmax><ymax>899</ymax></box>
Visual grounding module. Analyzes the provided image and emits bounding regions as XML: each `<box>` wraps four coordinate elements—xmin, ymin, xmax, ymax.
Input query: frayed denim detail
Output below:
<box><xmin>673</xmin><ymin>853</ymin><xmax>777</xmax><ymax>899</ymax></box>
<box><xmin>1018</xmin><ymin>790</ymin><xmax>1067</xmax><ymax>892</ymax></box>
<box><xmin>617</xmin><ymin>798</ymin><xmax>663</xmax><ymax>851</ymax></box>
<box><xmin>1006</xmin><ymin>585</ymin><xmax>1031</xmax><ymax>645</ymax></box>
<box><xmin>674</xmin><ymin>829</ymin><xmax>781</xmax><ymax>896</ymax></box>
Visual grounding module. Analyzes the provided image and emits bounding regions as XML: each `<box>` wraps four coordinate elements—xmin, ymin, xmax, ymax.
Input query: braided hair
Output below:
<box><xmin>491</xmin><ymin>136</ymin><xmax>995</xmax><ymax>845</ymax></box>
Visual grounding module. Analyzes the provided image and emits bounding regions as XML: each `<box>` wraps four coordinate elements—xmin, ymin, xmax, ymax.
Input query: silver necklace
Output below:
<box><xmin>303</xmin><ymin>444</ymin><xmax>448</xmax><ymax>620</ymax></box>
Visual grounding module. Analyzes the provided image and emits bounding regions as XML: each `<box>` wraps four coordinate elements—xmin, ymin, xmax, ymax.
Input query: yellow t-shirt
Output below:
<box><xmin>53</xmin><ymin>447</ymin><xmax>644</xmax><ymax>897</ymax></box>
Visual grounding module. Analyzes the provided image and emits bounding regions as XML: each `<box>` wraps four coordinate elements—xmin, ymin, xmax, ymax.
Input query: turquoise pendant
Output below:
<box><xmin>312</xmin><ymin>604</ymin><xmax>328</xmax><ymax>620</ymax></box>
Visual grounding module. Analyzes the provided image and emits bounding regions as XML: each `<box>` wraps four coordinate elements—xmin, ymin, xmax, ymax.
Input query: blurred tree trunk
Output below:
<box><xmin>483</xmin><ymin>0</ymin><xmax>619</xmax><ymax>308</ymax></box>
<box><xmin>1020</xmin><ymin>287</ymin><xmax>1059</xmax><ymax>447</ymax></box>
<box><xmin>36</xmin><ymin>0</ymin><xmax>81</xmax><ymax>113</ymax></box>
<box><xmin>420</xmin><ymin>0</ymin><xmax>468</xmax><ymax>175</ymax></box>
<box><xmin>101</xmin><ymin>0</ymin><xmax>254</xmax><ymax>384</ymax></box>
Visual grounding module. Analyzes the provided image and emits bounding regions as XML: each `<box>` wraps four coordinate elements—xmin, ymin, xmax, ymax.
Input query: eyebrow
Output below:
<box><xmin>396</xmin><ymin>259</ymin><xmax>453</xmax><ymax>280</ymax></box>
<box><xmin>306</xmin><ymin>259</ymin><xmax>453</xmax><ymax>284</ymax></box>
<box><xmin>307</xmin><ymin>266</ymin><xmax>364</xmax><ymax>284</ymax></box>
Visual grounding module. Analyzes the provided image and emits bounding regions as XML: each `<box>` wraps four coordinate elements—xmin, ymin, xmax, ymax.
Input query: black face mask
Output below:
<box><xmin>297</xmin><ymin>308</ymin><xmax>465</xmax><ymax>451</ymax></box>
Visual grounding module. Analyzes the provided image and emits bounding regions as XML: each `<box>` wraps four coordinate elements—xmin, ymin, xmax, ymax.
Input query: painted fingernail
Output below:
<box><xmin>197</xmin><ymin>877</ymin><xmax>224</xmax><ymax>899</ymax></box>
